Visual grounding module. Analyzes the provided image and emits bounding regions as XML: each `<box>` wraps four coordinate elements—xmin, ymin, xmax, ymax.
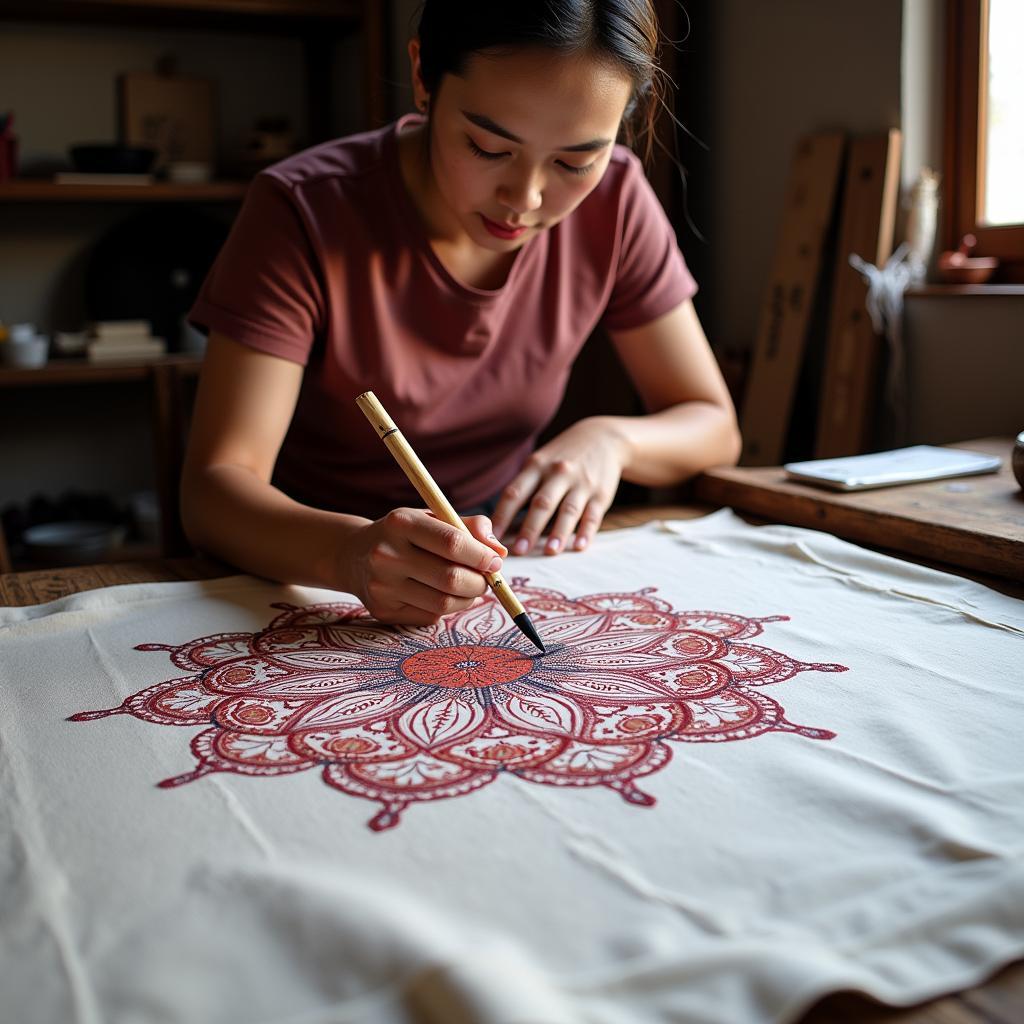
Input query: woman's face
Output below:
<box><xmin>414</xmin><ymin>45</ymin><xmax>634</xmax><ymax>251</ymax></box>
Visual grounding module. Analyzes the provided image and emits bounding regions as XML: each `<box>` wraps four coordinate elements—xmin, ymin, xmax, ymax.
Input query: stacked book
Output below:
<box><xmin>86</xmin><ymin>321</ymin><xmax>166</xmax><ymax>363</ymax></box>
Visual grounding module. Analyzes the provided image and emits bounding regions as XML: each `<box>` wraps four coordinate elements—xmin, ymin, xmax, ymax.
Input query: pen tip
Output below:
<box><xmin>514</xmin><ymin>612</ymin><xmax>545</xmax><ymax>654</ymax></box>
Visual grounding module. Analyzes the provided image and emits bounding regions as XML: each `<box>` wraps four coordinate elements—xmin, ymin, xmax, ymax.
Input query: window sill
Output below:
<box><xmin>906</xmin><ymin>284</ymin><xmax>1024</xmax><ymax>297</ymax></box>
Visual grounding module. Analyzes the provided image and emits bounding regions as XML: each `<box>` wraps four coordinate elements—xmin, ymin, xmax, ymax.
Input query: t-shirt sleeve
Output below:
<box><xmin>188</xmin><ymin>172</ymin><xmax>325</xmax><ymax>366</ymax></box>
<box><xmin>601</xmin><ymin>153</ymin><xmax>697</xmax><ymax>332</ymax></box>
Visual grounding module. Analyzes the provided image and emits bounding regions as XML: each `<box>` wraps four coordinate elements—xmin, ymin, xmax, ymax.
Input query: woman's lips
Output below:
<box><xmin>480</xmin><ymin>214</ymin><xmax>529</xmax><ymax>240</ymax></box>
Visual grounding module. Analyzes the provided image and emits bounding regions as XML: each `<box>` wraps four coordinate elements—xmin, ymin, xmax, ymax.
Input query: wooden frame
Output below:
<box><xmin>945</xmin><ymin>0</ymin><xmax>1024</xmax><ymax>278</ymax></box>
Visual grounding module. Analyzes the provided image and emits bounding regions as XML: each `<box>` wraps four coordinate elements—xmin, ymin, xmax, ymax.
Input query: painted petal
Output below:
<box><xmin>647</xmin><ymin>663</ymin><xmax>730</xmax><ymax>699</ymax></box>
<box><xmin>264</xmin><ymin>647</ymin><xmax>383</xmax><ymax>671</ymax></box>
<box><xmin>556</xmin><ymin>629</ymin><xmax>666</xmax><ymax>658</ymax></box>
<box><xmin>648</xmin><ymin>631</ymin><xmax>728</xmax><ymax>662</ymax></box>
<box><xmin>161</xmin><ymin>633</ymin><xmax>254</xmax><ymax>670</ymax></box>
<box><xmin>396</xmin><ymin>696</ymin><xmax>486</xmax><ymax>749</ymax></box>
<box><xmin>541</xmin><ymin>669</ymin><xmax>665</xmax><ymax>702</ymax></box>
<box><xmin>496</xmin><ymin>691</ymin><xmax>586</xmax><ymax>736</ymax></box>
<box><xmin>321</xmin><ymin>623</ymin><xmax>408</xmax><ymax>652</ymax></box>
<box><xmin>684</xmin><ymin>691</ymin><xmax>767</xmax><ymax>734</ymax></box>
<box><xmin>323</xmin><ymin>757</ymin><xmax>495</xmax><ymax>806</ymax></box>
<box><xmin>723</xmin><ymin>644</ymin><xmax>798</xmax><ymax>684</ymax></box>
<box><xmin>674</xmin><ymin>611</ymin><xmax>778</xmax><ymax>639</ymax></box>
<box><xmin>214</xmin><ymin>696</ymin><xmax>308</xmax><ymax>733</ymax></box>
<box><xmin>532</xmin><ymin>612</ymin><xmax>609</xmax><ymax>645</ymax></box>
<box><xmin>448</xmin><ymin>598</ymin><xmax>511</xmax><ymax>643</ymax></box>
<box><xmin>587</xmin><ymin>702</ymin><xmax>689</xmax><ymax>743</ymax></box>
<box><xmin>269</xmin><ymin>603</ymin><xmax>364</xmax><ymax>629</ymax></box>
<box><xmin>439</xmin><ymin>729</ymin><xmax>566</xmax><ymax>769</ymax></box>
<box><xmin>293</xmin><ymin>688</ymin><xmax>406</xmax><ymax>730</ymax></box>
<box><xmin>149</xmin><ymin>680</ymin><xmax>223</xmax><ymax>723</ymax></box>
<box><xmin>257</xmin><ymin>670</ymin><xmax>378</xmax><ymax>699</ymax></box>
<box><xmin>604</xmin><ymin>611</ymin><xmax>676</xmax><ymax>631</ymax></box>
<box><xmin>582</xmin><ymin>592</ymin><xmax>669</xmax><ymax>612</ymax></box>
<box><xmin>348</xmin><ymin>753</ymin><xmax>482</xmax><ymax>790</ymax></box>
<box><xmin>215</xmin><ymin>731</ymin><xmax>308</xmax><ymax>767</ymax></box>
<box><xmin>524</xmin><ymin>740</ymin><xmax>652</xmax><ymax>778</ymax></box>
<box><xmin>205</xmin><ymin>658</ymin><xmax>290</xmax><ymax>694</ymax></box>
<box><xmin>292</xmin><ymin>723</ymin><xmax>413</xmax><ymax>762</ymax></box>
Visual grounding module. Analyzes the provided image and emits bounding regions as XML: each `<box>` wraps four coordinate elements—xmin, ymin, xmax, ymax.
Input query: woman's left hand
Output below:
<box><xmin>490</xmin><ymin>416</ymin><xmax>630</xmax><ymax>557</ymax></box>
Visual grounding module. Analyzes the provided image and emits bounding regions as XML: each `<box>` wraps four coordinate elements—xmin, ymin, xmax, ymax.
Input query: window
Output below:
<box><xmin>946</xmin><ymin>0</ymin><xmax>1024</xmax><ymax>278</ymax></box>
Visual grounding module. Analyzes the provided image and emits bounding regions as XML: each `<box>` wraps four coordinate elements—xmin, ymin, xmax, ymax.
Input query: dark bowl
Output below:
<box><xmin>69</xmin><ymin>144</ymin><xmax>158</xmax><ymax>174</ymax></box>
<box><xmin>1013</xmin><ymin>432</ymin><xmax>1024</xmax><ymax>491</ymax></box>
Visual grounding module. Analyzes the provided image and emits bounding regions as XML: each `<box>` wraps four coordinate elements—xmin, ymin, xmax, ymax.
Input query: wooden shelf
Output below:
<box><xmin>0</xmin><ymin>0</ymin><xmax>364</xmax><ymax>29</ymax></box>
<box><xmin>0</xmin><ymin>354</ymin><xmax>201</xmax><ymax>387</ymax></box>
<box><xmin>0</xmin><ymin>180</ymin><xmax>250</xmax><ymax>202</ymax></box>
<box><xmin>906</xmin><ymin>283</ymin><xmax>1024</xmax><ymax>297</ymax></box>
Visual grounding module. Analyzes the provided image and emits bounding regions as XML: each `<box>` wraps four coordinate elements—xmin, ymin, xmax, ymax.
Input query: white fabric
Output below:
<box><xmin>1</xmin><ymin>510</ymin><xmax>1022</xmax><ymax>1024</ymax></box>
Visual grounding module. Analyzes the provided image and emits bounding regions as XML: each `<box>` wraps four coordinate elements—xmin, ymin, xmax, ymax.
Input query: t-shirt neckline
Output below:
<box><xmin>385</xmin><ymin>114</ymin><xmax>538</xmax><ymax>303</ymax></box>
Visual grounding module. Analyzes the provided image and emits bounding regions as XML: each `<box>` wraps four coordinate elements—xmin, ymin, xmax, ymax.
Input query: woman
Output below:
<box><xmin>182</xmin><ymin>0</ymin><xmax>740</xmax><ymax>627</ymax></box>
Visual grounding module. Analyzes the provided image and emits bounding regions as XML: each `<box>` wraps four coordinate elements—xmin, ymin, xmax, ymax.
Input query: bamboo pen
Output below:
<box><xmin>355</xmin><ymin>391</ymin><xmax>544</xmax><ymax>654</ymax></box>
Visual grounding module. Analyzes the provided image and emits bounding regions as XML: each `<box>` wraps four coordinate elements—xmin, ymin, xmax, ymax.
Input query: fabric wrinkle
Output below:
<box><xmin>662</xmin><ymin>521</ymin><xmax>1022</xmax><ymax>635</ymax></box>
<box><xmin>0</xmin><ymin>710</ymin><xmax>102</xmax><ymax>1024</ymax></box>
<box><xmin>515</xmin><ymin>783</ymin><xmax>739</xmax><ymax>937</ymax></box>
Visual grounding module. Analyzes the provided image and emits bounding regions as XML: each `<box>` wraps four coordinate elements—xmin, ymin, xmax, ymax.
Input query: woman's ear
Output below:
<box><xmin>408</xmin><ymin>38</ymin><xmax>430</xmax><ymax>113</ymax></box>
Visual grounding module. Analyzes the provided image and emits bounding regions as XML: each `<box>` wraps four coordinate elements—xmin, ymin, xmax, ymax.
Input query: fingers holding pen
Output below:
<box><xmin>352</xmin><ymin>508</ymin><xmax>505</xmax><ymax>624</ymax></box>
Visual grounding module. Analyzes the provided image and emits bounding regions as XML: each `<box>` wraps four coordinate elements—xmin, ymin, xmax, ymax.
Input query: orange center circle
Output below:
<box><xmin>402</xmin><ymin>645</ymin><xmax>534</xmax><ymax>689</ymax></box>
<box><xmin>236</xmin><ymin>705</ymin><xmax>273</xmax><ymax>725</ymax></box>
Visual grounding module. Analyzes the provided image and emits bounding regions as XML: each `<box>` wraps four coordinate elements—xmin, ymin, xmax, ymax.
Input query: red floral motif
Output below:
<box><xmin>70</xmin><ymin>583</ymin><xmax>846</xmax><ymax>831</ymax></box>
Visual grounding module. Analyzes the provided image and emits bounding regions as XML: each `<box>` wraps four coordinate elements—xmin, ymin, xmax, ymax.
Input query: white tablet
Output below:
<box><xmin>783</xmin><ymin>445</ymin><xmax>1003</xmax><ymax>491</ymax></box>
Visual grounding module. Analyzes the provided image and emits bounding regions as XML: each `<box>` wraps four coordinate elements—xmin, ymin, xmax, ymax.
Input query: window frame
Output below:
<box><xmin>945</xmin><ymin>0</ymin><xmax>1024</xmax><ymax>278</ymax></box>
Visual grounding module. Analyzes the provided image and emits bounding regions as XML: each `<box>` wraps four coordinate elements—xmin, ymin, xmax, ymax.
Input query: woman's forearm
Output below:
<box><xmin>609</xmin><ymin>401</ymin><xmax>742</xmax><ymax>488</ymax></box>
<box><xmin>181</xmin><ymin>464</ymin><xmax>371</xmax><ymax>592</ymax></box>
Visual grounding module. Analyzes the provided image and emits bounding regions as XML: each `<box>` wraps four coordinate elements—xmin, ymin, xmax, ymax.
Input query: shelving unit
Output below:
<box><xmin>0</xmin><ymin>0</ymin><xmax>389</xmax><ymax>143</ymax></box>
<box><xmin>0</xmin><ymin>356</ymin><xmax>202</xmax><ymax>572</ymax></box>
<box><xmin>0</xmin><ymin>181</ymin><xmax>251</xmax><ymax>202</ymax></box>
<box><xmin>0</xmin><ymin>1</ymin><xmax>393</xmax><ymax>570</ymax></box>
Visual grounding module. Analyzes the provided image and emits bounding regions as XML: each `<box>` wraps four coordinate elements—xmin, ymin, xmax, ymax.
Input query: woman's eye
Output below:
<box><xmin>467</xmin><ymin>137</ymin><xmax>507</xmax><ymax>161</ymax></box>
<box><xmin>557</xmin><ymin>160</ymin><xmax>596</xmax><ymax>176</ymax></box>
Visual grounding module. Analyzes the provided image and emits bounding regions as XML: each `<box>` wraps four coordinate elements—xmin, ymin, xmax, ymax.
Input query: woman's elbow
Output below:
<box><xmin>721</xmin><ymin>411</ymin><xmax>742</xmax><ymax>467</ymax></box>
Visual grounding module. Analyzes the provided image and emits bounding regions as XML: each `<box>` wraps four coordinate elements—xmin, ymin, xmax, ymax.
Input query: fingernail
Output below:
<box><xmin>574</xmin><ymin>536</ymin><xmax>588</xmax><ymax>551</ymax></box>
<box><xmin>489</xmin><ymin>534</ymin><xmax>509</xmax><ymax>555</ymax></box>
<box><xmin>513</xmin><ymin>538</ymin><xmax>529</xmax><ymax>556</ymax></box>
<box><xmin>546</xmin><ymin>537</ymin><xmax>561</xmax><ymax>554</ymax></box>
<box><xmin>487</xmin><ymin>556</ymin><xmax>503</xmax><ymax>573</ymax></box>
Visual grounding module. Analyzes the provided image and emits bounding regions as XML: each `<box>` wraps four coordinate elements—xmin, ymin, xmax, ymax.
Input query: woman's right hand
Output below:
<box><xmin>342</xmin><ymin>509</ymin><xmax>507</xmax><ymax>626</ymax></box>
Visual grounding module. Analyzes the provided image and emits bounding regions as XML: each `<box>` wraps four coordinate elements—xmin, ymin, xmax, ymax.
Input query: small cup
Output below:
<box><xmin>1013</xmin><ymin>432</ymin><xmax>1024</xmax><ymax>491</ymax></box>
<box><xmin>1</xmin><ymin>334</ymin><xmax>48</xmax><ymax>368</ymax></box>
<box><xmin>9</xmin><ymin>321</ymin><xmax>36</xmax><ymax>343</ymax></box>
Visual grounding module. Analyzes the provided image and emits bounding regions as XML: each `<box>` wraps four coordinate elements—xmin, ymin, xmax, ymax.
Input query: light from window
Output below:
<box><xmin>982</xmin><ymin>0</ymin><xmax>1024</xmax><ymax>225</ymax></box>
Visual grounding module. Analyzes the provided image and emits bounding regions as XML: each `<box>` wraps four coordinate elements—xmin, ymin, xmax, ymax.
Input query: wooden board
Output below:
<box><xmin>815</xmin><ymin>130</ymin><xmax>903</xmax><ymax>457</ymax></box>
<box><xmin>695</xmin><ymin>437</ymin><xmax>1024</xmax><ymax>584</ymax></box>
<box><xmin>120</xmin><ymin>72</ymin><xmax>216</xmax><ymax>171</ymax></box>
<box><xmin>739</xmin><ymin>132</ymin><xmax>846</xmax><ymax>466</ymax></box>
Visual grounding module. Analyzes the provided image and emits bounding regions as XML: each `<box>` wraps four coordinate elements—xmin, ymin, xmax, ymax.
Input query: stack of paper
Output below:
<box><xmin>86</xmin><ymin>320</ymin><xmax>166</xmax><ymax>363</ymax></box>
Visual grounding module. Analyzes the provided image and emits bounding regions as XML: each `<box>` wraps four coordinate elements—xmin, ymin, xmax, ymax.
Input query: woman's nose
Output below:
<box><xmin>498</xmin><ymin>170</ymin><xmax>543</xmax><ymax>214</ymax></box>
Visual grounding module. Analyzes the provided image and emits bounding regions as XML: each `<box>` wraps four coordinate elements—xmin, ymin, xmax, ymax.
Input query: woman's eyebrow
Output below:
<box><xmin>461</xmin><ymin>110</ymin><xmax>612</xmax><ymax>153</ymax></box>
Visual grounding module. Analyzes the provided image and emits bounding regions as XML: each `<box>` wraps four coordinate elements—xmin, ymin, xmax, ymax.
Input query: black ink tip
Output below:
<box><xmin>513</xmin><ymin>612</ymin><xmax>545</xmax><ymax>654</ymax></box>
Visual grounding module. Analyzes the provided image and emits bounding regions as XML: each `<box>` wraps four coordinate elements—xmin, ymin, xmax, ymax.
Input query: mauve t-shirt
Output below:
<box><xmin>189</xmin><ymin>116</ymin><xmax>696</xmax><ymax>519</ymax></box>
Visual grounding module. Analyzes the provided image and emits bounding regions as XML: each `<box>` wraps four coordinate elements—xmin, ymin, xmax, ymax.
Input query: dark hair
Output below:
<box><xmin>415</xmin><ymin>1</ymin><xmax>665</xmax><ymax>164</ymax></box>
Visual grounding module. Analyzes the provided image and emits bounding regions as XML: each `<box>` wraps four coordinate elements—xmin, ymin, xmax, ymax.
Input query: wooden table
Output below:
<box><xmin>1</xmin><ymin>503</ymin><xmax>1021</xmax><ymax>1023</ymax></box>
<box><xmin>696</xmin><ymin>437</ymin><xmax>1024</xmax><ymax>586</ymax></box>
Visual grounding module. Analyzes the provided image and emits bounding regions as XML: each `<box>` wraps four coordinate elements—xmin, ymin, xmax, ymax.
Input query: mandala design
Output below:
<box><xmin>71</xmin><ymin>583</ymin><xmax>846</xmax><ymax>831</ymax></box>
